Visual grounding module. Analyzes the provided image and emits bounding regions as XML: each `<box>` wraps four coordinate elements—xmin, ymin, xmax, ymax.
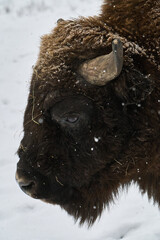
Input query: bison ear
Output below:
<box><xmin>78</xmin><ymin>39</ymin><xmax>123</xmax><ymax>86</ymax></box>
<box><xmin>57</xmin><ymin>18</ymin><xmax>64</xmax><ymax>24</ymax></box>
<box><xmin>113</xmin><ymin>55</ymin><xmax>156</xmax><ymax>105</ymax></box>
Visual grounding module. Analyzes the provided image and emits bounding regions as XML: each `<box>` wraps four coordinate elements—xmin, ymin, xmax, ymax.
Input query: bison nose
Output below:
<box><xmin>19</xmin><ymin>180</ymin><xmax>35</xmax><ymax>192</ymax></box>
<box><xmin>16</xmin><ymin>171</ymin><xmax>37</xmax><ymax>197</ymax></box>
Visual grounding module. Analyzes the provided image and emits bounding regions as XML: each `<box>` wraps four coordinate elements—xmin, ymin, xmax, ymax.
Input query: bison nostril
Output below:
<box><xmin>16</xmin><ymin>170</ymin><xmax>38</xmax><ymax>197</ymax></box>
<box><xmin>19</xmin><ymin>181</ymin><xmax>36</xmax><ymax>192</ymax></box>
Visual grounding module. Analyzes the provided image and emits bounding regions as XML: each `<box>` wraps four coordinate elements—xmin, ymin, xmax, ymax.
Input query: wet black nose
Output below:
<box><xmin>16</xmin><ymin>171</ymin><xmax>37</xmax><ymax>197</ymax></box>
<box><xmin>19</xmin><ymin>180</ymin><xmax>35</xmax><ymax>192</ymax></box>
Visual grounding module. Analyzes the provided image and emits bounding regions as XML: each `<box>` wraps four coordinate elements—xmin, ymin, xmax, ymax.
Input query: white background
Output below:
<box><xmin>0</xmin><ymin>0</ymin><xmax>160</xmax><ymax>239</ymax></box>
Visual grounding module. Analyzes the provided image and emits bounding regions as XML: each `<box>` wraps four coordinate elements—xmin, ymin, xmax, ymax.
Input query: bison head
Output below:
<box><xmin>16</xmin><ymin>8</ymin><xmax>157</xmax><ymax>225</ymax></box>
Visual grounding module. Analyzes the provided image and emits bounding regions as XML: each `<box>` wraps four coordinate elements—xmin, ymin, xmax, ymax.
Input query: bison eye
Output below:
<box><xmin>47</xmin><ymin>95</ymin><xmax>94</xmax><ymax>132</ymax></box>
<box><xmin>66</xmin><ymin>115</ymin><xmax>79</xmax><ymax>123</ymax></box>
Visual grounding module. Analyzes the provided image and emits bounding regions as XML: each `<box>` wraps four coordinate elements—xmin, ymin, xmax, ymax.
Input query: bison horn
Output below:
<box><xmin>79</xmin><ymin>39</ymin><xmax>123</xmax><ymax>86</ymax></box>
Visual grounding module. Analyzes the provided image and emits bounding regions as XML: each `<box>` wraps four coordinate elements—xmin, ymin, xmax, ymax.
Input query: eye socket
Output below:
<box><xmin>65</xmin><ymin>115</ymin><xmax>79</xmax><ymax>123</ymax></box>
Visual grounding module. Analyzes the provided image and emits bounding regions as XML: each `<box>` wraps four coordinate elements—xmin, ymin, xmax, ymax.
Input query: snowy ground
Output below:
<box><xmin>1</xmin><ymin>0</ymin><xmax>160</xmax><ymax>239</ymax></box>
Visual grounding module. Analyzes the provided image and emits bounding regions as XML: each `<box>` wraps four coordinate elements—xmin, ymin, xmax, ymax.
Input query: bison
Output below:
<box><xmin>16</xmin><ymin>0</ymin><xmax>160</xmax><ymax>226</ymax></box>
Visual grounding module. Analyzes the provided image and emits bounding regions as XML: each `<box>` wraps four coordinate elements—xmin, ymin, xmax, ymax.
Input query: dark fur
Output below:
<box><xmin>17</xmin><ymin>0</ymin><xmax>160</xmax><ymax>226</ymax></box>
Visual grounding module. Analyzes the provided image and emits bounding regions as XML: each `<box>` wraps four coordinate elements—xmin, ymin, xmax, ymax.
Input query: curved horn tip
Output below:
<box><xmin>113</xmin><ymin>39</ymin><xmax>119</xmax><ymax>45</ymax></box>
<box><xmin>112</xmin><ymin>39</ymin><xmax>123</xmax><ymax>53</ymax></box>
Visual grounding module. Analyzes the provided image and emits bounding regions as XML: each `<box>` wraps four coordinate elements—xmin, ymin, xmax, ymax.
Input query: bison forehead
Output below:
<box><xmin>36</xmin><ymin>17</ymin><xmax>150</xmax><ymax>83</ymax></box>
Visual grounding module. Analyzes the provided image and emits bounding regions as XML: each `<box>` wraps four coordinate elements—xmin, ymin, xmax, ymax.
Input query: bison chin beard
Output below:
<box><xmin>39</xmin><ymin>167</ymin><xmax>121</xmax><ymax>226</ymax></box>
<box><xmin>60</xmin><ymin>180</ymin><xmax>120</xmax><ymax>226</ymax></box>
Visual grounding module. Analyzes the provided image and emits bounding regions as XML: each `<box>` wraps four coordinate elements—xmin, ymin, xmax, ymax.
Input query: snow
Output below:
<box><xmin>94</xmin><ymin>137</ymin><xmax>100</xmax><ymax>143</ymax></box>
<box><xmin>1</xmin><ymin>0</ymin><xmax>160</xmax><ymax>239</ymax></box>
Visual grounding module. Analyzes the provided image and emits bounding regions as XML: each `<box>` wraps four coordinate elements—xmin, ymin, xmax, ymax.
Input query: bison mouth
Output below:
<box><xmin>15</xmin><ymin>167</ymin><xmax>52</xmax><ymax>200</ymax></box>
<box><xmin>16</xmin><ymin>170</ymin><xmax>38</xmax><ymax>199</ymax></box>
<box><xmin>15</xmin><ymin>155</ymin><xmax>117</xmax><ymax>205</ymax></box>
<box><xmin>15</xmin><ymin>166</ymin><xmax>74</xmax><ymax>205</ymax></box>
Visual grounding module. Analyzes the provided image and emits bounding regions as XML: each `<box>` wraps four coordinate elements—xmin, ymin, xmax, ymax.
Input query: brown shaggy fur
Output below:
<box><xmin>16</xmin><ymin>0</ymin><xmax>160</xmax><ymax>226</ymax></box>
